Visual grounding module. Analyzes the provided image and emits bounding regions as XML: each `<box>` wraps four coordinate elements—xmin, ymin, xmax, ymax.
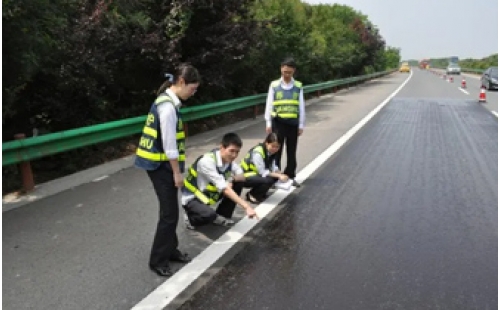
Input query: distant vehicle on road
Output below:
<box><xmin>449</xmin><ymin>56</ymin><xmax>459</xmax><ymax>64</ymax></box>
<box><xmin>419</xmin><ymin>59</ymin><xmax>430</xmax><ymax>69</ymax></box>
<box><xmin>481</xmin><ymin>67</ymin><xmax>498</xmax><ymax>90</ymax></box>
<box><xmin>399</xmin><ymin>62</ymin><xmax>410</xmax><ymax>73</ymax></box>
<box><xmin>446</xmin><ymin>63</ymin><xmax>461</xmax><ymax>75</ymax></box>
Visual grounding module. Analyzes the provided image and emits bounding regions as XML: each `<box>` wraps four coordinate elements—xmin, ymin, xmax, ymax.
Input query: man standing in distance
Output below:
<box><xmin>264</xmin><ymin>58</ymin><xmax>305</xmax><ymax>187</ymax></box>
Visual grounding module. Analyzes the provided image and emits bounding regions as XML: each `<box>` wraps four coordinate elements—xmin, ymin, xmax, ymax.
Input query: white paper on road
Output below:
<box><xmin>274</xmin><ymin>179</ymin><xmax>293</xmax><ymax>191</ymax></box>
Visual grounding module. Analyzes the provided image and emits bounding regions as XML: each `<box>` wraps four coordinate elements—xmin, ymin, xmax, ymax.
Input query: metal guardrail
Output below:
<box><xmin>3</xmin><ymin>69</ymin><xmax>394</xmax><ymax>190</ymax></box>
<box><xmin>433</xmin><ymin>67</ymin><xmax>484</xmax><ymax>74</ymax></box>
<box><xmin>460</xmin><ymin>68</ymin><xmax>484</xmax><ymax>74</ymax></box>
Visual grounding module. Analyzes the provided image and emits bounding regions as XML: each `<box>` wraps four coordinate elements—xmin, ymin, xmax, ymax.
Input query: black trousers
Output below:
<box><xmin>272</xmin><ymin>118</ymin><xmax>299</xmax><ymax>179</ymax></box>
<box><xmin>184</xmin><ymin>182</ymin><xmax>243</xmax><ymax>227</ymax></box>
<box><xmin>244</xmin><ymin>175</ymin><xmax>277</xmax><ymax>199</ymax></box>
<box><xmin>146</xmin><ymin>163</ymin><xmax>182</xmax><ymax>268</ymax></box>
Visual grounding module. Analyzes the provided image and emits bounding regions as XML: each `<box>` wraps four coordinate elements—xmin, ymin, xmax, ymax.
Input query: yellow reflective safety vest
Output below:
<box><xmin>134</xmin><ymin>93</ymin><xmax>186</xmax><ymax>171</ymax></box>
<box><xmin>270</xmin><ymin>79</ymin><xmax>302</xmax><ymax>125</ymax></box>
<box><xmin>183</xmin><ymin>150</ymin><xmax>233</xmax><ymax>206</ymax></box>
<box><xmin>240</xmin><ymin>143</ymin><xmax>272</xmax><ymax>178</ymax></box>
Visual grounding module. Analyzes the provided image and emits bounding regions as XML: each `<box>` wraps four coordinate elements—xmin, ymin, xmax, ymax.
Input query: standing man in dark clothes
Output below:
<box><xmin>264</xmin><ymin>58</ymin><xmax>305</xmax><ymax>187</ymax></box>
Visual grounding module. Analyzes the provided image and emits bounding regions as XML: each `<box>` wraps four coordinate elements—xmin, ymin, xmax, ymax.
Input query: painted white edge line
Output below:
<box><xmin>458</xmin><ymin>87</ymin><xmax>469</xmax><ymax>95</ymax></box>
<box><xmin>92</xmin><ymin>175</ymin><xmax>109</xmax><ymax>182</ymax></box>
<box><xmin>131</xmin><ymin>71</ymin><xmax>413</xmax><ymax>310</ymax></box>
<box><xmin>491</xmin><ymin>110</ymin><xmax>498</xmax><ymax>117</ymax></box>
<box><xmin>295</xmin><ymin>71</ymin><xmax>412</xmax><ymax>183</ymax></box>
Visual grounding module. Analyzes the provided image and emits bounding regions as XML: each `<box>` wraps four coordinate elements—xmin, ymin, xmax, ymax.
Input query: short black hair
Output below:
<box><xmin>221</xmin><ymin>132</ymin><xmax>242</xmax><ymax>148</ymax></box>
<box><xmin>281</xmin><ymin>57</ymin><xmax>296</xmax><ymax>68</ymax></box>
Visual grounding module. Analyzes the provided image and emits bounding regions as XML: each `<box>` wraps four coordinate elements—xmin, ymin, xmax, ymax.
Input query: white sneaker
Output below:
<box><xmin>184</xmin><ymin>213</ymin><xmax>195</xmax><ymax>230</ymax></box>
<box><xmin>212</xmin><ymin>215</ymin><xmax>235</xmax><ymax>227</ymax></box>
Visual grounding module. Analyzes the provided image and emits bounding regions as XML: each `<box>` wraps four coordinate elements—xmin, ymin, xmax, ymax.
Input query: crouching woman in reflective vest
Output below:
<box><xmin>181</xmin><ymin>133</ymin><xmax>258</xmax><ymax>229</ymax></box>
<box><xmin>134</xmin><ymin>64</ymin><xmax>200</xmax><ymax>277</ymax></box>
<box><xmin>241</xmin><ymin>132</ymin><xmax>289</xmax><ymax>203</ymax></box>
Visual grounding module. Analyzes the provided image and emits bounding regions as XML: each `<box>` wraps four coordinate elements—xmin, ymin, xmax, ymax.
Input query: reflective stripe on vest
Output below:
<box><xmin>241</xmin><ymin>143</ymin><xmax>268</xmax><ymax>177</ymax></box>
<box><xmin>271</xmin><ymin>80</ymin><xmax>302</xmax><ymax>119</ymax></box>
<box><xmin>135</xmin><ymin>94</ymin><xmax>186</xmax><ymax>162</ymax></box>
<box><xmin>183</xmin><ymin>151</ymin><xmax>232</xmax><ymax>206</ymax></box>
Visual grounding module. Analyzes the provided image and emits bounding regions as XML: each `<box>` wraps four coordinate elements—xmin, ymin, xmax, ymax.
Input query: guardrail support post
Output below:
<box><xmin>316</xmin><ymin>90</ymin><xmax>321</xmax><ymax>97</ymax></box>
<box><xmin>183</xmin><ymin>123</ymin><xmax>189</xmax><ymax>138</ymax></box>
<box><xmin>253</xmin><ymin>105</ymin><xmax>258</xmax><ymax>119</ymax></box>
<box><xmin>14</xmin><ymin>133</ymin><xmax>35</xmax><ymax>192</ymax></box>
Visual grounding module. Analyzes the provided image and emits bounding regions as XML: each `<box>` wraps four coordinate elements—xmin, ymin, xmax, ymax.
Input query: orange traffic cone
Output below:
<box><xmin>479</xmin><ymin>87</ymin><xmax>487</xmax><ymax>102</ymax></box>
<box><xmin>461</xmin><ymin>79</ymin><xmax>466</xmax><ymax>88</ymax></box>
<box><xmin>449</xmin><ymin>76</ymin><xmax>454</xmax><ymax>83</ymax></box>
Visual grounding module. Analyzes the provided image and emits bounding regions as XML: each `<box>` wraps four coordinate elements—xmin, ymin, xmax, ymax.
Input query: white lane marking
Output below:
<box><xmin>131</xmin><ymin>71</ymin><xmax>413</xmax><ymax>310</ymax></box>
<box><xmin>458</xmin><ymin>88</ymin><xmax>469</xmax><ymax>95</ymax></box>
<box><xmin>491</xmin><ymin>111</ymin><xmax>498</xmax><ymax>117</ymax></box>
<box><xmin>294</xmin><ymin>71</ymin><xmax>413</xmax><ymax>183</ymax></box>
<box><xmin>92</xmin><ymin>175</ymin><xmax>108</xmax><ymax>182</ymax></box>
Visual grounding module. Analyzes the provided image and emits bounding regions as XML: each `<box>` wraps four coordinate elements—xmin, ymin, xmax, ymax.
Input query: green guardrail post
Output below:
<box><xmin>14</xmin><ymin>133</ymin><xmax>35</xmax><ymax>192</ymax></box>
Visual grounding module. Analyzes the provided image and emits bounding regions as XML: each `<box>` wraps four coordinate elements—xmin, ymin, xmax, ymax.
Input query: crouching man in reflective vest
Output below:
<box><xmin>181</xmin><ymin>133</ymin><xmax>259</xmax><ymax>229</ymax></box>
<box><xmin>240</xmin><ymin>132</ymin><xmax>289</xmax><ymax>203</ymax></box>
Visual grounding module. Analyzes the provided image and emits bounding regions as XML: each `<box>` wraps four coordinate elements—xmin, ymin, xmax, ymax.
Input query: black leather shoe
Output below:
<box><xmin>170</xmin><ymin>252</ymin><xmax>192</xmax><ymax>263</ymax></box>
<box><xmin>291</xmin><ymin>179</ymin><xmax>301</xmax><ymax>188</ymax></box>
<box><xmin>149</xmin><ymin>265</ymin><xmax>173</xmax><ymax>277</ymax></box>
<box><xmin>246</xmin><ymin>192</ymin><xmax>259</xmax><ymax>203</ymax></box>
<box><xmin>246</xmin><ymin>192</ymin><xmax>268</xmax><ymax>203</ymax></box>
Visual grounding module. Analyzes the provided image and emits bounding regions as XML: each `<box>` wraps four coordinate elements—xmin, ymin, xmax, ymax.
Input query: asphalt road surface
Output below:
<box><xmin>179</xmin><ymin>71</ymin><xmax>498</xmax><ymax>310</ymax></box>
<box><xmin>3</xmin><ymin>72</ymin><xmax>409</xmax><ymax>310</ymax></box>
<box><xmin>3</xmin><ymin>69</ymin><xmax>497</xmax><ymax>310</ymax></box>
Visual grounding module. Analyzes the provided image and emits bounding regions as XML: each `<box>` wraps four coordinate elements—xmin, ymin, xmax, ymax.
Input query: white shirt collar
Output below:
<box><xmin>214</xmin><ymin>149</ymin><xmax>231</xmax><ymax>169</ymax></box>
<box><xmin>214</xmin><ymin>150</ymin><xmax>223</xmax><ymax>167</ymax></box>
<box><xmin>280</xmin><ymin>77</ymin><xmax>295</xmax><ymax>87</ymax></box>
<box><xmin>165</xmin><ymin>89</ymin><xmax>182</xmax><ymax>107</ymax></box>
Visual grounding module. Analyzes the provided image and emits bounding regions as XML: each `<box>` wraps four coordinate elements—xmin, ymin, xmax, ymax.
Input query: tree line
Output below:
<box><xmin>458</xmin><ymin>54</ymin><xmax>497</xmax><ymax>70</ymax></box>
<box><xmin>3</xmin><ymin>0</ymin><xmax>401</xmax><ymax>142</ymax></box>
